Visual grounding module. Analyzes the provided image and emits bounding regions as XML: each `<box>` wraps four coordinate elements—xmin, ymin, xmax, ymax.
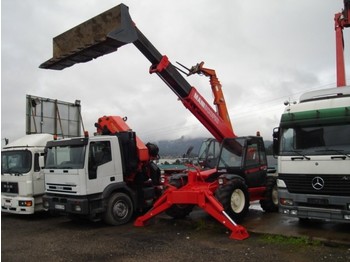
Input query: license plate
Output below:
<box><xmin>55</xmin><ymin>204</ymin><xmax>65</xmax><ymax>210</ymax></box>
<box><xmin>307</xmin><ymin>198</ymin><xmax>328</xmax><ymax>205</ymax></box>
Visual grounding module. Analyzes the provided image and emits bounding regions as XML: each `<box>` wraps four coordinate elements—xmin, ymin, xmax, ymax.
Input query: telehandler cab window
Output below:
<box><xmin>218</xmin><ymin>139</ymin><xmax>244</xmax><ymax>169</ymax></box>
<box><xmin>245</xmin><ymin>140</ymin><xmax>267</xmax><ymax>167</ymax></box>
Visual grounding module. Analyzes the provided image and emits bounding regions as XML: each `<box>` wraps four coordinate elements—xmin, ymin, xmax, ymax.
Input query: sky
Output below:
<box><xmin>1</xmin><ymin>0</ymin><xmax>349</xmax><ymax>145</ymax></box>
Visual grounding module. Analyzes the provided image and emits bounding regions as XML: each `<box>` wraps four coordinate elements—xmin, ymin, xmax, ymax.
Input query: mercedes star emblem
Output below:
<box><xmin>312</xmin><ymin>176</ymin><xmax>325</xmax><ymax>190</ymax></box>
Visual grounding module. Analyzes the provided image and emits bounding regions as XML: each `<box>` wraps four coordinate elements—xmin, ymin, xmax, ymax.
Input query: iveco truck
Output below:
<box><xmin>273</xmin><ymin>86</ymin><xmax>350</xmax><ymax>223</ymax></box>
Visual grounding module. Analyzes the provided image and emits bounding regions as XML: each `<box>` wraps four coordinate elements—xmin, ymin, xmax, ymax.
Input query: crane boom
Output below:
<box><xmin>40</xmin><ymin>3</ymin><xmax>236</xmax><ymax>142</ymax></box>
<box><xmin>95</xmin><ymin>115</ymin><xmax>150</xmax><ymax>162</ymax></box>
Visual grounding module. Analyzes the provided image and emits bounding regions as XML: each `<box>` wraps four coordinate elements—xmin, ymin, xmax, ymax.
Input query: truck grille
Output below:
<box><xmin>279</xmin><ymin>173</ymin><xmax>350</xmax><ymax>196</ymax></box>
<box><xmin>46</xmin><ymin>183</ymin><xmax>77</xmax><ymax>194</ymax></box>
<box><xmin>1</xmin><ymin>182</ymin><xmax>19</xmax><ymax>194</ymax></box>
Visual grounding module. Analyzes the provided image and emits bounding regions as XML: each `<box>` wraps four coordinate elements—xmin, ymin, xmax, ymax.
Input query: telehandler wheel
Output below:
<box><xmin>165</xmin><ymin>176</ymin><xmax>194</xmax><ymax>219</ymax></box>
<box><xmin>260</xmin><ymin>176</ymin><xmax>278</xmax><ymax>212</ymax></box>
<box><xmin>215</xmin><ymin>178</ymin><xmax>249</xmax><ymax>223</ymax></box>
<box><xmin>104</xmin><ymin>192</ymin><xmax>133</xmax><ymax>225</ymax></box>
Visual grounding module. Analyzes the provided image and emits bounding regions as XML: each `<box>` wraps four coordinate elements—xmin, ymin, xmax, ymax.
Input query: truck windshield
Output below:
<box><xmin>46</xmin><ymin>145</ymin><xmax>86</xmax><ymax>169</ymax></box>
<box><xmin>1</xmin><ymin>150</ymin><xmax>32</xmax><ymax>174</ymax></box>
<box><xmin>280</xmin><ymin>124</ymin><xmax>350</xmax><ymax>155</ymax></box>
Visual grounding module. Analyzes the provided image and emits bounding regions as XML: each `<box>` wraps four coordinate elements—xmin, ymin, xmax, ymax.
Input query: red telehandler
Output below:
<box><xmin>40</xmin><ymin>3</ymin><xmax>278</xmax><ymax>240</ymax></box>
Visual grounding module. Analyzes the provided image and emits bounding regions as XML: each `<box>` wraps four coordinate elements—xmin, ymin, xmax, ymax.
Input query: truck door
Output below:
<box><xmin>243</xmin><ymin>138</ymin><xmax>267</xmax><ymax>187</ymax></box>
<box><xmin>87</xmin><ymin>140</ymin><xmax>115</xmax><ymax>194</ymax></box>
<box><xmin>32</xmin><ymin>152</ymin><xmax>45</xmax><ymax>196</ymax></box>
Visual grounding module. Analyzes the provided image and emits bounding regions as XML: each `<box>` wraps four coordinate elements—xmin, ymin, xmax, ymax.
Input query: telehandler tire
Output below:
<box><xmin>104</xmin><ymin>192</ymin><xmax>133</xmax><ymax>225</ymax></box>
<box><xmin>260</xmin><ymin>176</ymin><xmax>278</xmax><ymax>212</ymax></box>
<box><xmin>215</xmin><ymin>178</ymin><xmax>249</xmax><ymax>223</ymax></box>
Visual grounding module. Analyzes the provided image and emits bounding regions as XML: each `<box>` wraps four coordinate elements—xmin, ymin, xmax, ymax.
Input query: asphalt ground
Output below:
<box><xmin>235</xmin><ymin>203</ymin><xmax>350</xmax><ymax>246</ymax></box>
<box><xmin>2</xmin><ymin>205</ymin><xmax>350</xmax><ymax>262</ymax></box>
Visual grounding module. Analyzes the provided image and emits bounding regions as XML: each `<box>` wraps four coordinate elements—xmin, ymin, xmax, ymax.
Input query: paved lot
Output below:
<box><xmin>243</xmin><ymin>204</ymin><xmax>350</xmax><ymax>245</ymax></box>
<box><xmin>1</xmin><ymin>206</ymin><xmax>350</xmax><ymax>262</ymax></box>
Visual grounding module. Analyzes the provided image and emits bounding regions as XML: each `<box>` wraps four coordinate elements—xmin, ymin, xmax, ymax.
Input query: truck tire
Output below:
<box><xmin>215</xmin><ymin>178</ymin><xmax>249</xmax><ymax>223</ymax></box>
<box><xmin>165</xmin><ymin>176</ymin><xmax>194</xmax><ymax>219</ymax></box>
<box><xmin>260</xmin><ymin>176</ymin><xmax>278</xmax><ymax>212</ymax></box>
<box><xmin>103</xmin><ymin>192</ymin><xmax>133</xmax><ymax>225</ymax></box>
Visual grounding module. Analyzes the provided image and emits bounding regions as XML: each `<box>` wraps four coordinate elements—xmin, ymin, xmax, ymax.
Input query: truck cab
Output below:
<box><xmin>274</xmin><ymin>86</ymin><xmax>350</xmax><ymax>222</ymax></box>
<box><xmin>1</xmin><ymin>134</ymin><xmax>52</xmax><ymax>214</ymax></box>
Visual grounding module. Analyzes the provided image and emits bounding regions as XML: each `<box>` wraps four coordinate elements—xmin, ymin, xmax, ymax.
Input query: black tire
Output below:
<box><xmin>165</xmin><ymin>176</ymin><xmax>194</xmax><ymax>219</ymax></box>
<box><xmin>260</xmin><ymin>176</ymin><xmax>278</xmax><ymax>212</ymax></box>
<box><xmin>215</xmin><ymin>178</ymin><xmax>249</xmax><ymax>223</ymax></box>
<box><xmin>103</xmin><ymin>192</ymin><xmax>133</xmax><ymax>225</ymax></box>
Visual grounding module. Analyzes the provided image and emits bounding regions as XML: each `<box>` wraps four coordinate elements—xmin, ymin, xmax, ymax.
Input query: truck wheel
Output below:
<box><xmin>165</xmin><ymin>176</ymin><xmax>194</xmax><ymax>219</ymax></box>
<box><xmin>260</xmin><ymin>176</ymin><xmax>278</xmax><ymax>212</ymax></box>
<box><xmin>215</xmin><ymin>179</ymin><xmax>249</xmax><ymax>223</ymax></box>
<box><xmin>103</xmin><ymin>192</ymin><xmax>133</xmax><ymax>225</ymax></box>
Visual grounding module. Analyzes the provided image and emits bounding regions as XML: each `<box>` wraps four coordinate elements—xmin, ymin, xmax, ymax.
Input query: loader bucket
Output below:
<box><xmin>40</xmin><ymin>3</ymin><xmax>137</xmax><ymax>70</ymax></box>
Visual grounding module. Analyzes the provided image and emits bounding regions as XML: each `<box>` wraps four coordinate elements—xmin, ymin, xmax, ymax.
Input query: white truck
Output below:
<box><xmin>273</xmin><ymin>86</ymin><xmax>350</xmax><ymax>223</ymax></box>
<box><xmin>1</xmin><ymin>134</ymin><xmax>53</xmax><ymax>214</ymax></box>
<box><xmin>42</xmin><ymin>116</ymin><xmax>162</xmax><ymax>225</ymax></box>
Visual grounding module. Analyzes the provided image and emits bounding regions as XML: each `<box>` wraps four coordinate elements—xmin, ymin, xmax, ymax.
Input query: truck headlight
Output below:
<box><xmin>19</xmin><ymin>200</ymin><xmax>32</xmax><ymax>207</ymax></box>
<box><xmin>280</xmin><ymin>198</ymin><xmax>293</xmax><ymax>206</ymax></box>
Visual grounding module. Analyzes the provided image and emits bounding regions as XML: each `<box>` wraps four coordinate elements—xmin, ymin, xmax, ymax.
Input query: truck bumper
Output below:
<box><xmin>278</xmin><ymin>189</ymin><xmax>350</xmax><ymax>223</ymax></box>
<box><xmin>43</xmin><ymin>194</ymin><xmax>102</xmax><ymax>216</ymax></box>
<box><xmin>1</xmin><ymin>195</ymin><xmax>38</xmax><ymax>214</ymax></box>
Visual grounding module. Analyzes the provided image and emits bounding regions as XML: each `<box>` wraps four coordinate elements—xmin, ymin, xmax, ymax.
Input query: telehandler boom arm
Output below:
<box><xmin>40</xmin><ymin>3</ymin><xmax>235</xmax><ymax>142</ymax></box>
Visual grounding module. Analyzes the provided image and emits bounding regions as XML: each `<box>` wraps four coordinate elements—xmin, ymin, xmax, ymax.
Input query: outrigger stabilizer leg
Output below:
<box><xmin>134</xmin><ymin>170</ymin><xmax>249</xmax><ymax>240</ymax></box>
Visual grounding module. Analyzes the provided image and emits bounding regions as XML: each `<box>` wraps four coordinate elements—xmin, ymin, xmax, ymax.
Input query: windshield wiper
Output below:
<box><xmin>316</xmin><ymin>149</ymin><xmax>350</xmax><ymax>158</ymax></box>
<box><xmin>290</xmin><ymin>150</ymin><xmax>311</xmax><ymax>160</ymax></box>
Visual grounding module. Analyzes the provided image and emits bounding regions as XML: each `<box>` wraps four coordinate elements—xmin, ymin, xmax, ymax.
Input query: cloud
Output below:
<box><xmin>2</xmin><ymin>0</ymin><xmax>349</xmax><ymax>145</ymax></box>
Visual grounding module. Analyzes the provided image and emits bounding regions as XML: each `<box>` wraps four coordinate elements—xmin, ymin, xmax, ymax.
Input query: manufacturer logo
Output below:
<box><xmin>311</xmin><ymin>176</ymin><xmax>325</xmax><ymax>190</ymax></box>
<box><xmin>193</xmin><ymin>92</ymin><xmax>220</xmax><ymax>124</ymax></box>
<box><xmin>3</xmin><ymin>182</ymin><xmax>13</xmax><ymax>193</ymax></box>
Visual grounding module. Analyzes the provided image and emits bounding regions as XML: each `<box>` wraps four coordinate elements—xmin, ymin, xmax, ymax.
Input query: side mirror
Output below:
<box><xmin>272</xmin><ymin>127</ymin><xmax>280</xmax><ymax>157</ymax></box>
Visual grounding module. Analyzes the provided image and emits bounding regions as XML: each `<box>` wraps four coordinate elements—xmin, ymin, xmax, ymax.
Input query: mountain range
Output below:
<box><xmin>153</xmin><ymin>136</ymin><xmax>273</xmax><ymax>158</ymax></box>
